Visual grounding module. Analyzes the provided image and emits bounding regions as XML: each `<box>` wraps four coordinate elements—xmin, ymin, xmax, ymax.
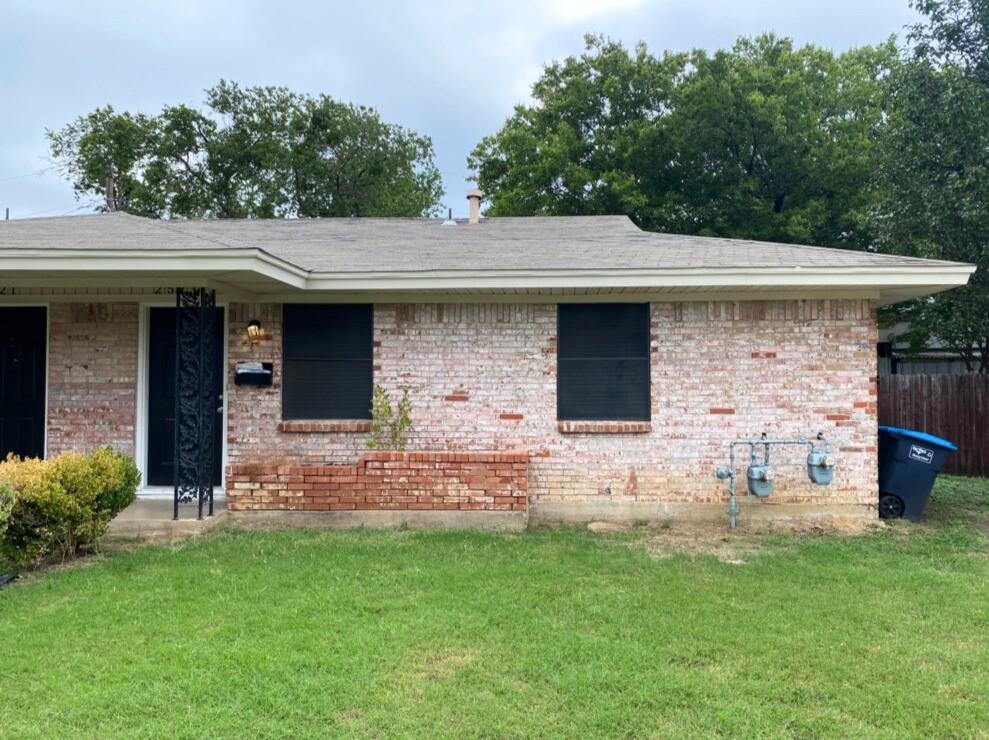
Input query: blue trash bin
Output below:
<box><xmin>878</xmin><ymin>426</ymin><xmax>957</xmax><ymax>521</ymax></box>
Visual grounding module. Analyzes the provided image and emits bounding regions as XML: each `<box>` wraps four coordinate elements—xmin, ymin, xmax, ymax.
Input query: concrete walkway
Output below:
<box><xmin>106</xmin><ymin>498</ymin><xmax>227</xmax><ymax>543</ymax></box>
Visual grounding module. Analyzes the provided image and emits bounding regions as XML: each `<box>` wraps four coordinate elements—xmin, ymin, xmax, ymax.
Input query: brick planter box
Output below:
<box><xmin>226</xmin><ymin>451</ymin><xmax>529</xmax><ymax>514</ymax></box>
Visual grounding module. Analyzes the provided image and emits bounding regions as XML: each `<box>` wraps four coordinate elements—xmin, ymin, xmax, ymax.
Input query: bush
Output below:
<box><xmin>88</xmin><ymin>447</ymin><xmax>142</xmax><ymax>519</ymax></box>
<box><xmin>0</xmin><ymin>448</ymin><xmax>140</xmax><ymax>567</ymax></box>
<box><xmin>0</xmin><ymin>483</ymin><xmax>12</xmax><ymax>543</ymax></box>
<box><xmin>367</xmin><ymin>385</ymin><xmax>413</xmax><ymax>451</ymax></box>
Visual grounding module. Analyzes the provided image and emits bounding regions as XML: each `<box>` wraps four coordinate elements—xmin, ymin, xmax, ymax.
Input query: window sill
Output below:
<box><xmin>277</xmin><ymin>420</ymin><xmax>372</xmax><ymax>434</ymax></box>
<box><xmin>558</xmin><ymin>421</ymin><xmax>652</xmax><ymax>434</ymax></box>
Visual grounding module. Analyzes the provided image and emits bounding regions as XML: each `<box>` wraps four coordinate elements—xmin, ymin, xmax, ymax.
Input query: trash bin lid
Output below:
<box><xmin>879</xmin><ymin>426</ymin><xmax>958</xmax><ymax>451</ymax></box>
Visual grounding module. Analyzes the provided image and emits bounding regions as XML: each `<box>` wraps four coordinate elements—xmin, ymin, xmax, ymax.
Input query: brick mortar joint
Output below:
<box><xmin>276</xmin><ymin>420</ymin><xmax>371</xmax><ymax>434</ymax></box>
<box><xmin>558</xmin><ymin>421</ymin><xmax>652</xmax><ymax>434</ymax></box>
<box><xmin>228</xmin><ymin>450</ymin><xmax>531</xmax><ymax>475</ymax></box>
<box><xmin>226</xmin><ymin>448</ymin><xmax>530</xmax><ymax>513</ymax></box>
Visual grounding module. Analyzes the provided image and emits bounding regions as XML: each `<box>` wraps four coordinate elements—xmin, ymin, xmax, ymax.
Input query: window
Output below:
<box><xmin>557</xmin><ymin>304</ymin><xmax>650</xmax><ymax>421</ymax></box>
<box><xmin>282</xmin><ymin>304</ymin><xmax>373</xmax><ymax>420</ymax></box>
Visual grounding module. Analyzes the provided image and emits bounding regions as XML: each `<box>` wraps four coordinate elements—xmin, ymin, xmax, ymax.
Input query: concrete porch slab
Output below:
<box><xmin>105</xmin><ymin>499</ymin><xmax>227</xmax><ymax>543</ymax></box>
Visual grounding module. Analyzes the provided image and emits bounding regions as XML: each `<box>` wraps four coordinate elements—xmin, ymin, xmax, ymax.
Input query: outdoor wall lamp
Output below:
<box><xmin>246</xmin><ymin>319</ymin><xmax>265</xmax><ymax>344</ymax></box>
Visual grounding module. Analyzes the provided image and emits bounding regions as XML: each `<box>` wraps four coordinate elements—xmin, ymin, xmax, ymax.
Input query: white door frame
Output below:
<box><xmin>135</xmin><ymin>301</ymin><xmax>229</xmax><ymax>498</ymax></box>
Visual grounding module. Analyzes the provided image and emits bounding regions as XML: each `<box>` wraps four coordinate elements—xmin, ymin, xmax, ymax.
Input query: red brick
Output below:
<box><xmin>226</xmin><ymin>450</ymin><xmax>529</xmax><ymax>514</ymax></box>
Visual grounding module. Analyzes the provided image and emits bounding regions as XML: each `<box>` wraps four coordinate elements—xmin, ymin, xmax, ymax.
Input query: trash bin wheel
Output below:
<box><xmin>879</xmin><ymin>494</ymin><xmax>905</xmax><ymax>520</ymax></box>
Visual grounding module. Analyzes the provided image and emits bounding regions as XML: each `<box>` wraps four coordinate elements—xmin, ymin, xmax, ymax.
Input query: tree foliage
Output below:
<box><xmin>871</xmin><ymin>0</ymin><xmax>989</xmax><ymax>371</ymax></box>
<box><xmin>48</xmin><ymin>107</ymin><xmax>155</xmax><ymax>214</ymax></box>
<box><xmin>469</xmin><ymin>34</ymin><xmax>895</xmax><ymax>249</ymax></box>
<box><xmin>471</xmin><ymin>17</ymin><xmax>987</xmax><ymax>371</ymax></box>
<box><xmin>48</xmin><ymin>81</ymin><xmax>444</xmax><ymax>219</ymax></box>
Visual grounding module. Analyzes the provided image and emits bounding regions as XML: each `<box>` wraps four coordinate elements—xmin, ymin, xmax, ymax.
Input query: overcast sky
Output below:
<box><xmin>0</xmin><ymin>0</ymin><xmax>918</xmax><ymax>219</ymax></box>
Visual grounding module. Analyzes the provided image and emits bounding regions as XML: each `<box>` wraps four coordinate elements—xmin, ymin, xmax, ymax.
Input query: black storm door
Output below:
<box><xmin>0</xmin><ymin>307</ymin><xmax>47</xmax><ymax>459</ymax></box>
<box><xmin>147</xmin><ymin>307</ymin><xmax>224</xmax><ymax>486</ymax></box>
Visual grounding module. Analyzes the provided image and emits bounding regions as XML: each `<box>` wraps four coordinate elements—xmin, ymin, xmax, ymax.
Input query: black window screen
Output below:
<box><xmin>557</xmin><ymin>304</ymin><xmax>650</xmax><ymax>421</ymax></box>
<box><xmin>282</xmin><ymin>304</ymin><xmax>373</xmax><ymax>420</ymax></box>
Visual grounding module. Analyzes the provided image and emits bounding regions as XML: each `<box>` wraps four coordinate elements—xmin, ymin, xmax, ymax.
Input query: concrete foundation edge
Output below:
<box><xmin>226</xmin><ymin>509</ymin><xmax>529</xmax><ymax>532</ymax></box>
<box><xmin>530</xmin><ymin>500</ymin><xmax>876</xmax><ymax>525</ymax></box>
<box><xmin>226</xmin><ymin>502</ymin><xmax>874</xmax><ymax>531</ymax></box>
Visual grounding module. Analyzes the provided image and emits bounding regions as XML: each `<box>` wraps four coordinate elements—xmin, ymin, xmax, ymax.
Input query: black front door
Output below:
<box><xmin>0</xmin><ymin>307</ymin><xmax>47</xmax><ymax>459</ymax></box>
<box><xmin>147</xmin><ymin>307</ymin><xmax>224</xmax><ymax>486</ymax></box>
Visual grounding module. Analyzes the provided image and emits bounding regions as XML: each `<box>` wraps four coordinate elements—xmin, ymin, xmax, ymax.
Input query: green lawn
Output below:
<box><xmin>2</xmin><ymin>478</ymin><xmax>988</xmax><ymax>738</ymax></box>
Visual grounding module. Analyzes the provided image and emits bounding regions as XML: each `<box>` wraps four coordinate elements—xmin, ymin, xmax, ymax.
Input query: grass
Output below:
<box><xmin>1</xmin><ymin>478</ymin><xmax>988</xmax><ymax>738</ymax></box>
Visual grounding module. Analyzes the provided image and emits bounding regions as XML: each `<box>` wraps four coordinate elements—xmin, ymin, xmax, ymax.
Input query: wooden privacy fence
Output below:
<box><xmin>878</xmin><ymin>374</ymin><xmax>989</xmax><ymax>477</ymax></box>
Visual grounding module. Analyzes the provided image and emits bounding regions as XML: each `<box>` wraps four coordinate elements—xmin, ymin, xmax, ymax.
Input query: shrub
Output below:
<box><xmin>367</xmin><ymin>385</ymin><xmax>413</xmax><ymax>451</ymax></box>
<box><xmin>88</xmin><ymin>447</ymin><xmax>141</xmax><ymax>518</ymax></box>
<box><xmin>0</xmin><ymin>448</ymin><xmax>140</xmax><ymax>567</ymax></box>
<box><xmin>0</xmin><ymin>483</ymin><xmax>12</xmax><ymax>543</ymax></box>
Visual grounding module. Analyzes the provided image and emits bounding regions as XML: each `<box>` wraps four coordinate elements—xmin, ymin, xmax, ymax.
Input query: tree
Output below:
<box><xmin>469</xmin><ymin>34</ymin><xmax>894</xmax><ymax>249</ymax></box>
<box><xmin>290</xmin><ymin>97</ymin><xmax>443</xmax><ymax>218</ymax></box>
<box><xmin>48</xmin><ymin>81</ymin><xmax>444</xmax><ymax>219</ymax></box>
<box><xmin>48</xmin><ymin>107</ymin><xmax>156</xmax><ymax>214</ymax></box>
<box><xmin>468</xmin><ymin>36</ymin><xmax>685</xmax><ymax>224</ymax></box>
<box><xmin>870</xmin><ymin>0</ymin><xmax>989</xmax><ymax>372</ymax></box>
<box><xmin>667</xmin><ymin>37</ymin><xmax>894</xmax><ymax>248</ymax></box>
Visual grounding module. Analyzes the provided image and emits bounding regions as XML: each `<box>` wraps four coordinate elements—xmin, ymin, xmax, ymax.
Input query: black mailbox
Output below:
<box><xmin>234</xmin><ymin>362</ymin><xmax>273</xmax><ymax>387</ymax></box>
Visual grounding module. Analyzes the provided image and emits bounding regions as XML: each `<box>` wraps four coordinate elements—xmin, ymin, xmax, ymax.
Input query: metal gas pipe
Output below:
<box><xmin>716</xmin><ymin>432</ymin><xmax>835</xmax><ymax>529</ymax></box>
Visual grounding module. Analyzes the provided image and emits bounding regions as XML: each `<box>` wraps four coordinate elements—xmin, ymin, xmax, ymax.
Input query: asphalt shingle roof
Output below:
<box><xmin>0</xmin><ymin>212</ymin><xmax>960</xmax><ymax>274</ymax></box>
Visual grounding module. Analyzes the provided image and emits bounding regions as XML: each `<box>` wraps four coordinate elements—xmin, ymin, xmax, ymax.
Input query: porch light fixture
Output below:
<box><xmin>246</xmin><ymin>319</ymin><xmax>265</xmax><ymax>344</ymax></box>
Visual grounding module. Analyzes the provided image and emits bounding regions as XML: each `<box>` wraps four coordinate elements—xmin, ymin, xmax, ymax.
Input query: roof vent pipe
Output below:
<box><xmin>466</xmin><ymin>189</ymin><xmax>483</xmax><ymax>224</ymax></box>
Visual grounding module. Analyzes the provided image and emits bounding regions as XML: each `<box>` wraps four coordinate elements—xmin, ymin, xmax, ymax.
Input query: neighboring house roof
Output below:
<box><xmin>0</xmin><ymin>211</ymin><xmax>974</xmax><ymax>302</ymax></box>
<box><xmin>881</xmin><ymin>322</ymin><xmax>968</xmax><ymax>353</ymax></box>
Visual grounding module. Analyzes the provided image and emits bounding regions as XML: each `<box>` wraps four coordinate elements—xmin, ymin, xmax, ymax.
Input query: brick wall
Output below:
<box><xmin>47</xmin><ymin>302</ymin><xmax>138</xmax><ymax>457</ymax></box>
<box><xmin>227</xmin><ymin>451</ymin><xmax>528</xmax><ymax>512</ymax></box>
<box><xmin>226</xmin><ymin>300</ymin><xmax>877</xmax><ymax>514</ymax></box>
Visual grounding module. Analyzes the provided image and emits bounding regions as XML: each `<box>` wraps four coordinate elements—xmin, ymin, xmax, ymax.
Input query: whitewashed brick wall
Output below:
<box><xmin>47</xmin><ymin>302</ymin><xmax>138</xmax><ymax>457</ymax></box>
<box><xmin>226</xmin><ymin>300</ymin><xmax>877</xmax><ymax>510</ymax></box>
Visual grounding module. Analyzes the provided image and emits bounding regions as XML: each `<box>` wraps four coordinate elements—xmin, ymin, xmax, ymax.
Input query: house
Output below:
<box><xmin>878</xmin><ymin>322</ymin><xmax>984</xmax><ymax>375</ymax></box>
<box><xmin>0</xmin><ymin>201</ymin><xmax>974</xmax><ymax>528</ymax></box>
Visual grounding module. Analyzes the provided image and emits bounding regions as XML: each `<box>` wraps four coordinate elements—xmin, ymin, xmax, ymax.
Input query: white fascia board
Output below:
<box><xmin>254</xmin><ymin>288</ymin><xmax>885</xmax><ymax>304</ymax></box>
<box><xmin>0</xmin><ymin>248</ymin><xmax>307</xmax><ymax>289</ymax></box>
<box><xmin>302</xmin><ymin>264</ymin><xmax>976</xmax><ymax>292</ymax></box>
<box><xmin>0</xmin><ymin>250</ymin><xmax>973</xmax><ymax>299</ymax></box>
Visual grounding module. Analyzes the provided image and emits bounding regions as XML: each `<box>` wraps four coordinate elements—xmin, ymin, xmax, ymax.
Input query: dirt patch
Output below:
<box><xmin>585</xmin><ymin>517</ymin><xmax>881</xmax><ymax>564</ymax></box>
<box><xmin>587</xmin><ymin>521</ymin><xmax>632</xmax><ymax>534</ymax></box>
<box><xmin>2</xmin><ymin>551</ymin><xmax>109</xmax><ymax>585</ymax></box>
<box><xmin>382</xmin><ymin>648</ymin><xmax>478</xmax><ymax>703</ymax></box>
<box><xmin>761</xmin><ymin>518</ymin><xmax>883</xmax><ymax>537</ymax></box>
<box><xmin>410</xmin><ymin>649</ymin><xmax>476</xmax><ymax>682</ymax></box>
<box><xmin>635</xmin><ymin>523</ymin><xmax>771</xmax><ymax>564</ymax></box>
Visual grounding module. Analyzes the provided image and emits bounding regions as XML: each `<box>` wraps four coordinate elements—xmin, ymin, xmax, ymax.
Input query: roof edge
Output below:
<box><xmin>0</xmin><ymin>249</ymin><xmax>973</xmax><ymax>304</ymax></box>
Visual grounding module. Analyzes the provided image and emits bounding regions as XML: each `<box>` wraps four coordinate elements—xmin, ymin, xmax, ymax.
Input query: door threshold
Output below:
<box><xmin>138</xmin><ymin>486</ymin><xmax>226</xmax><ymax>500</ymax></box>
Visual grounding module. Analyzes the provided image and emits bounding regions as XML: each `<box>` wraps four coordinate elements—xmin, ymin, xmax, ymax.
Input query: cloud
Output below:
<box><xmin>544</xmin><ymin>0</ymin><xmax>649</xmax><ymax>23</ymax></box>
<box><xmin>0</xmin><ymin>0</ymin><xmax>918</xmax><ymax>218</ymax></box>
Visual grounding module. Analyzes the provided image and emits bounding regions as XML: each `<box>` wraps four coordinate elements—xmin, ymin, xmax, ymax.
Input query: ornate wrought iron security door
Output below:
<box><xmin>173</xmin><ymin>287</ymin><xmax>218</xmax><ymax>520</ymax></box>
